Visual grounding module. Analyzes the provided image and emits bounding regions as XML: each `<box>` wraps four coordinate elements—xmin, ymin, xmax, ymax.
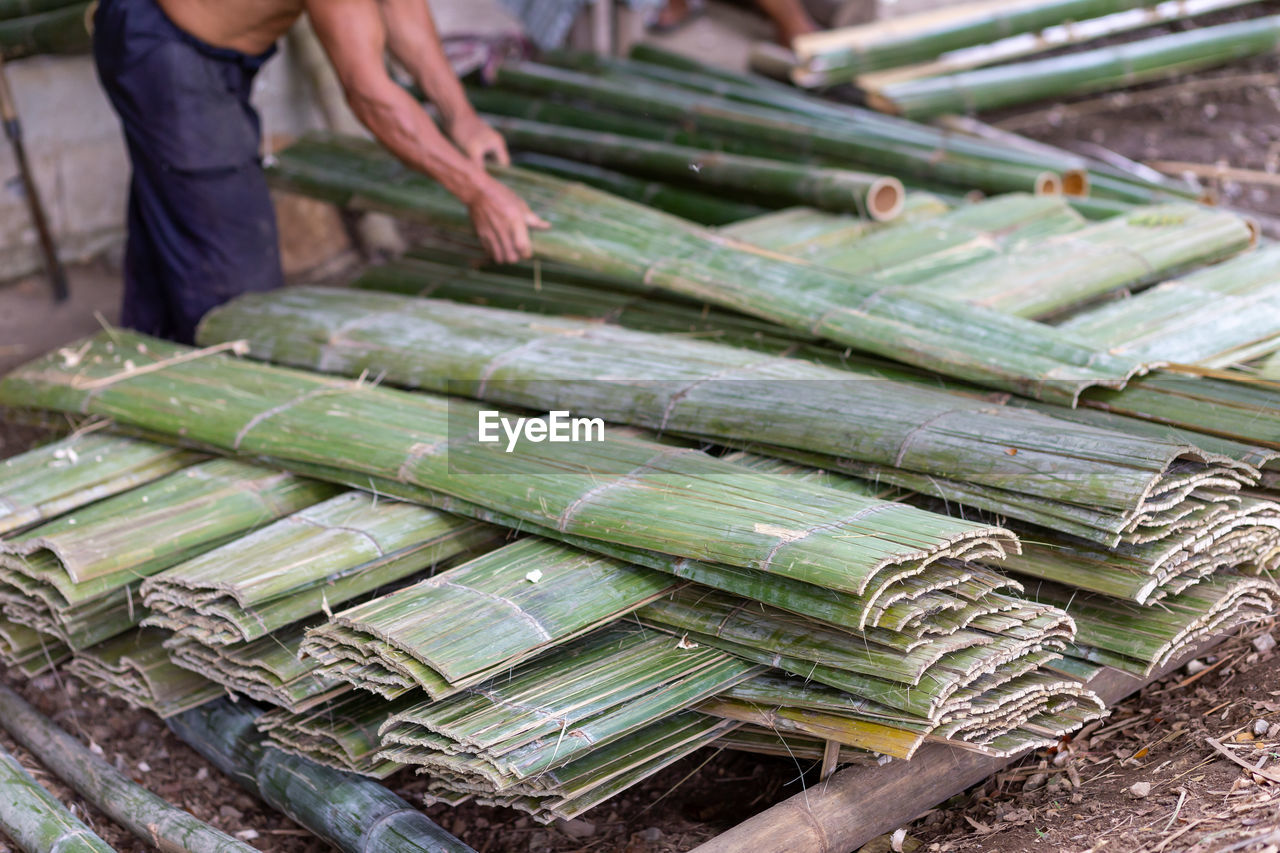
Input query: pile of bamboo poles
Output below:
<box><xmin>479</xmin><ymin>48</ymin><xmax>1201</xmax><ymax>206</ymax></box>
<box><xmin>756</xmin><ymin>0</ymin><xmax>1278</xmax><ymax>116</ymax></box>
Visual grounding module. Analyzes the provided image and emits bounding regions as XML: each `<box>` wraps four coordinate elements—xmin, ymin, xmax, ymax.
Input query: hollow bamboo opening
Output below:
<box><xmin>868</xmin><ymin>177</ymin><xmax>906</xmax><ymax>222</ymax></box>
<box><xmin>1034</xmin><ymin>172</ymin><xmax>1063</xmax><ymax>195</ymax></box>
<box><xmin>1062</xmin><ymin>170</ymin><xmax>1090</xmax><ymax>197</ymax></box>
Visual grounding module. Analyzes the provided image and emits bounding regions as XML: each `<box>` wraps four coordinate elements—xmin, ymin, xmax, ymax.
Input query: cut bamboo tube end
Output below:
<box><xmin>865</xmin><ymin>92</ymin><xmax>901</xmax><ymax>115</ymax></box>
<box><xmin>1062</xmin><ymin>170</ymin><xmax>1090</xmax><ymax>198</ymax></box>
<box><xmin>1245</xmin><ymin>216</ymin><xmax>1261</xmax><ymax>247</ymax></box>
<box><xmin>1034</xmin><ymin>172</ymin><xmax>1063</xmax><ymax>195</ymax></box>
<box><xmin>868</xmin><ymin>176</ymin><xmax>906</xmax><ymax>222</ymax></box>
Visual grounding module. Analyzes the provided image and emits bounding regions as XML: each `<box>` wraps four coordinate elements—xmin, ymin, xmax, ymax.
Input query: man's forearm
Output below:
<box><xmin>376</xmin><ymin>0</ymin><xmax>474</xmax><ymax>127</ymax></box>
<box><xmin>346</xmin><ymin>75</ymin><xmax>488</xmax><ymax>202</ymax></box>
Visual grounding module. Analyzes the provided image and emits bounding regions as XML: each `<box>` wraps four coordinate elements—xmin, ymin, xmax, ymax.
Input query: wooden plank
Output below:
<box><xmin>688</xmin><ymin>640</ymin><xmax>1217</xmax><ymax>853</ymax></box>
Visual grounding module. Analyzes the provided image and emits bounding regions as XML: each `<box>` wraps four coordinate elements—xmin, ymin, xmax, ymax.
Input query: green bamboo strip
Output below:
<box><xmin>513</xmin><ymin>153</ymin><xmax>766</xmax><ymax>226</ymax></box>
<box><xmin>141</xmin><ymin>490</ymin><xmax>501</xmax><ymax>644</ymax></box>
<box><xmin>2</xmin><ymin>457</ymin><xmax>338</xmax><ymax>585</ymax></box>
<box><xmin>377</xmin><ymin>626</ymin><xmax>763</xmax><ymax>780</ymax></box>
<box><xmin>1084</xmin><ymin>374</ymin><xmax>1280</xmax><ymax>448</ymax></box>
<box><xmin>0</xmin><ymin>459</ymin><xmax>334</xmax><ymax>649</ymax></box>
<box><xmin>0</xmin><ymin>331</ymin><xmax>1017</xmax><ymax>607</ymax></box>
<box><xmin>901</xmin><ymin>204</ymin><xmax>1254</xmax><ymax>319</ymax></box>
<box><xmin>0</xmin><ymin>618</ymin><xmax>68</xmax><ymax>675</ymax></box>
<box><xmin>0</xmin><ymin>682</ymin><xmax>254</xmax><ymax>853</ymax></box>
<box><xmin>0</xmin><ymin>432</ymin><xmax>200</xmax><ymax>537</ymax></box>
<box><xmin>415</xmin><ymin>711</ymin><xmax>739</xmax><ymax>824</ymax></box>
<box><xmin>870</xmin><ymin>16</ymin><xmax>1280</xmax><ymax>118</ymax></box>
<box><xmin>257</xmin><ymin>691</ymin><xmax>413</xmax><ymax>779</ymax></box>
<box><xmin>1027</xmin><ymin>575</ymin><xmax>1280</xmax><ymax>675</ymax></box>
<box><xmin>1058</xmin><ymin>245</ymin><xmax>1280</xmax><ymax>367</ymax></box>
<box><xmin>554</xmin><ymin>48</ymin><xmax>1095</xmax><ymax>180</ymax></box>
<box><xmin>265</xmin><ymin>133</ymin><xmax>1149</xmax><ymax>403</ymax></box>
<box><xmin>491</xmin><ymin>116</ymin><xmax>906</xmax><ymax>220</ymax></box>
<box><xmin>199</xmin><ymin>286</ymin><xmax>1248</xmax><ymax>527</ymax></box>
<box><xmin>300</xmin><ymin>538</ymin><xmax>677</xmax><ymax>698</ymax></box>
<box><xmin>0</xmin><ymin>741</ymin><xmax>114</xmax><ymax>853</ymax></box>
<box><xmin>757</xmin><ymin>194</ymin><xmax>1088</xmax><ymax>277</ymax></box>
<box><xmin>168</xmin><ymin>698</ymin><xmax>477</xmax><ymax>853</ymax></box>
<box><xmin>67</xmin><ymin>629</ymin><xmax>223</xmax><ymax>717</ymax></box>
<box><xmin>165</xmin><ymin>627</ymin><xmax>344</xmax><ymax>713</ymax></box>
<box><xmin>0</xmin><ymin>2</ymin><xmax>89</xmax><ymax>58</ymax></box>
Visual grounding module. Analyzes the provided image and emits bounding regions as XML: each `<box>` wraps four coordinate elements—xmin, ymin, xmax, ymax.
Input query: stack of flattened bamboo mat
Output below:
<box><xmin>0</xmin><ymin>342</ymin><xmax>1104</xmax><ymax>821</ymax></box>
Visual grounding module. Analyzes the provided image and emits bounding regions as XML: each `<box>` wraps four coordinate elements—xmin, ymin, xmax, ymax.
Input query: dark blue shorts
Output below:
<box><xmin>93</xmin><ymin>0</ymin><xmax>283</xmax><ymax>343</ymax></box>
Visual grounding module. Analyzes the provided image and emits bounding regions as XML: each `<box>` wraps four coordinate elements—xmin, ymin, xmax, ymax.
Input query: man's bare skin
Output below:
<box><xmin>157</xmin><ymin>0</ymin><xmax>548</xmax><ymax>264</ymax></box>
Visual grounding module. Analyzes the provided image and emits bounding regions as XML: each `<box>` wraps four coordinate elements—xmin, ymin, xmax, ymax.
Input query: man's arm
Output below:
<box><xmin>306</xmin><ymin>0</ymin><xmax>546</xmax><ymax>263</ymax></box>
<box><xmin>374</xmin><ymin>0</ymin><xmax>508</xmax><ymax>165</ymax></box>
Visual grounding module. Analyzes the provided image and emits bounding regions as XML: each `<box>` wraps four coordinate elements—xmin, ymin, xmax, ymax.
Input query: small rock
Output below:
<box><xmin>1253</xmin><ymin>634</ymin><xmax>1276</xmax><ymax>654</ymax></box>
<box><xmin>1024</xmin><ymin>773</ymin><xmax>1047</xmax><ymax>789</ymax></box>
<box><xmin>1129</xmin><ymin>781</ymin><xmax>1151</xmax><ymax>799</ymax></box>
<box><xmin>639</xmin><ymin>827</ymin><xmax>662</xmax><ymax>842</ymax></box>
<box><xmin>195</xmin><ymin>767</ymin><xmax>208</xmax><ymax>781</ymax></box>
<box><xmin>235</xmin><ymin>830</ymin><xmax>259</xmax><ymax>842</ymax></box>
<box><xmin>557</xmin><ymin>818</ymin><xmax>596</xmax><ymax>839</ymax></box>
<box><xmin>219</xmin><ymin>805</ymin><xmax>243</xmax><ymax>820</ymax></box>
<box><xmin>1255</xmin><ymin>719</ymin><xmax>1271</xmax><ymax>737</ymax></box>
<box><xmin>1185</xmin><ymin>659</ymin><xmax>1207</xmax><ymax>675</ymax></box>
<box><xmin>136</xmin><ymin>761</ymin><xmax>150</xmax><ymax>773</ymax></box>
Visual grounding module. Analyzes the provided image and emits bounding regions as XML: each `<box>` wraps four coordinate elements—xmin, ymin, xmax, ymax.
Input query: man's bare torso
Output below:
<box><xmin>157</xmin><ymin>0</ymin><xmax>306</xmax><ymax>55</ymax></box>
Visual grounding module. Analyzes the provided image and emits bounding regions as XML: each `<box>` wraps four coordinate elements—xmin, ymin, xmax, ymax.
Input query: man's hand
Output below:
<box><xmin>466</xmin><ymin>176</ymin><xmax>550</xmax><ymax>265</ymax></box>
<box><xmin>449</xmin><ymin>112</ymin><xmax>511</xmax><ymax>166</ymax></box>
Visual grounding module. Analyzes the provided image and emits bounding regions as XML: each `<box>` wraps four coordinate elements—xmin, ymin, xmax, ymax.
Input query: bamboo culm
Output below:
<box><xmin>168</xmin><ymin>699</ymin><xmax>477</xmax><ymax>853</ymax></box>
<box><xmin>0</xmin><ymin>682</ymin><xmax>255</xmax><ymax>853</ymax></box>
<box><xmin>0</xmin><ymin>741</ymin><xmax>114</xmax><ymax>853</ymax></box>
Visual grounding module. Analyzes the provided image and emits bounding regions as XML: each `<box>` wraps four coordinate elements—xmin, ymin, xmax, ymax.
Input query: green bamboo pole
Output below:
<box><xmin>491</xmin><ymin>116</ymin><xmax>905</xmax><ymax>220</ymax></box>
<box><xmin>871</xmin><ymin>16</ymin><xmax>1280</xmax><ymax>118</ymax></box>
<box><xmin>792</xmin><ymin>0</ymin><xmax>1161</xmax><ymax>76</ymax></box>
<box><xmin>0</xmin><ymin>742</ymin><xmax>114</xmax><ymax>853</ymax></box>
<box><xmin>0</xmin><ymin>682</ymin><xmax>253</xmax><ymax>853</ymax></box>
<box><xmin>167</xmin><ymin>699</ymin><xmax>477</xmax><ymax>853</ymax></box>
<box><xmin>489</xmin><ymin>62</ymin><xmax>1067</xmax><ymax>196</ymax></box>
<box><xmin>0</xmin><ymin>2</ymin><xmax>89</xmax><ymax>58</ymax></box>
<box><xmin>512</xmin><ymin>153</ymin><xmax>766</xmax><ymax>226</ymax></box>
